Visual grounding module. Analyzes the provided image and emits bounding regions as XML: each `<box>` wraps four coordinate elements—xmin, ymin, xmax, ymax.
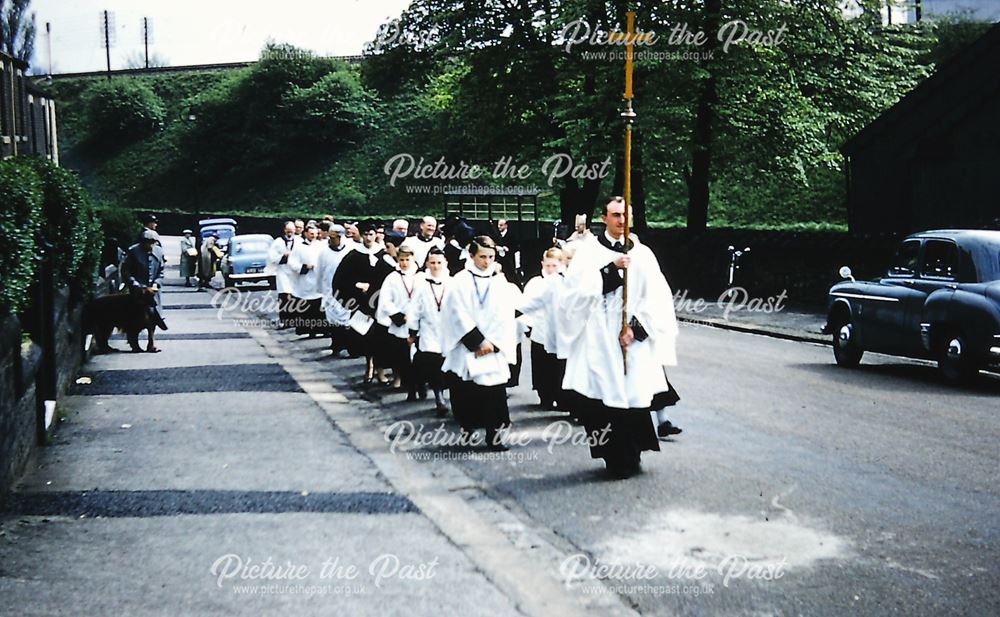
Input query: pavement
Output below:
<box><xmin>672</xmin><ymin>289</ymin><xmax>828</xmax><ymax>345</ymax></box>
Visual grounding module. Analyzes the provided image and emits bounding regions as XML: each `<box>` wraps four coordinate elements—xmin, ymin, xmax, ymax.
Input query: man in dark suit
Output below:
<box><xmin>491</xmin><ymin>218</ymin><xmax>521</xmax><ymax>286</ymax></box>
<box><xmin>123</xmin><ymin>230</ymin><xmax>167</xmax><ymax>352</ymax></box>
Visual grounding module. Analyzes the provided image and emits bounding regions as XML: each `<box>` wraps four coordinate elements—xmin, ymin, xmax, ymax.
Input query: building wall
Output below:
<box><xmin>917</xmin><ymin>0</ymin><xmax>1000</xmax><ymax>22</ymax></box>
<box><xmin>0</xmin><ymin>52</ymin><xmax>58</xmax><ymax>164</ymax></box>
<box><xmin>848</xmin><ymin>98</ymin><xmax>1000</xmax><ymax>234</ymax></box>
<box><xmin>842</xmin><ymin>1</ymin><xmax>1000</xmax><ymax>25</ymax></box>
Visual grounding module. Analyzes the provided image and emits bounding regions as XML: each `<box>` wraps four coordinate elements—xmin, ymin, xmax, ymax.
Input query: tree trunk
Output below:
<box><xmin>633</xmin><ymin>137</ymin><xmax>647</xmax><ymax>234</ymax></box>
<box><xmin>559</xmin><ymin>175</ymin><xmax>603</xmax><ymax>227</ymax></box>
<box><xmin>685</xmin><ymin>0</ymin><xmax>721</xmax><ymax>232</ymax></box>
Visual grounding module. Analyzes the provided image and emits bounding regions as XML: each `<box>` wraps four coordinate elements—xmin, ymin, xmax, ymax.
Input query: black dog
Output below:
<box><xmin>82</xmin><ymin>293</ymin><xmax>151</xmax><ymax>353</ymax></box>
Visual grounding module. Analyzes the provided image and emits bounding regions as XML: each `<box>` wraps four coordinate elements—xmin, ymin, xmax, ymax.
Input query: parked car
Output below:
<box><xmin>220</xmin><ymin>234</ymin><xmax>275</xmax><ymax>288</ymax></box>
<box><xmin>824</xmin><ymin>229</ymin><xmax>1000</xmax><ymax>383</ymax></box>
<box><xmin>199</xmin><ymin>218</ymin><xmax>238</xmax><ymax>253</ymax></box>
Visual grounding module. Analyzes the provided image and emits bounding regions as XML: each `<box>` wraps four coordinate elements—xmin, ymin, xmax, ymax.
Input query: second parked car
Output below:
<box><xmin>220</xmin><ymin>234</ymin><xmax>275</xmax><ymax>289</ymax></box>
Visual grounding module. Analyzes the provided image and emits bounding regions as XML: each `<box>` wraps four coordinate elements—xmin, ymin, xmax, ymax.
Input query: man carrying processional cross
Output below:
<box><xmin>555</xmin><ymin>11</ymin><xmax>681</xmax><ymax>478</ymax></box>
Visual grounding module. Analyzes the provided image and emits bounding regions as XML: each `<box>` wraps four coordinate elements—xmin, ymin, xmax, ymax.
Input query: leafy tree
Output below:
<box><xmin>280</xmin><ymin>68</ymin><xmax>380</xmax><ymax>147</ymax></box>
<box><xmin>85</xmin><ymin>79</ymin><xmax>166</xmax><ymax>142</ymax></box>
<box><xmin>0</xmin><ymin>0</ymin><xmax>35</xmax><ymax>64</ymax></box>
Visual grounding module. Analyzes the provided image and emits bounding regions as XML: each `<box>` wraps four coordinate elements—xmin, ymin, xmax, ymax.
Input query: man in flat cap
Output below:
<box><xmin>123</xmin><ymin>229</ymin><xmax>167</xmax><ymax>352</ymax></box>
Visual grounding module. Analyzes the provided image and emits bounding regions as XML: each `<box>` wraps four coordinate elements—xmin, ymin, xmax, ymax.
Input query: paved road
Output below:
<box><xmin>253</xmin><ymin>290</ymin><xmax>1000</xmax><ymax>617</ymax></box>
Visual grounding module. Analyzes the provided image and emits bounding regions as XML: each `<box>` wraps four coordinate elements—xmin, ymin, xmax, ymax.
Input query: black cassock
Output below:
<box><xmin>491</xmin><ymin>229</ymin><xmax>521</xmax><ymax>286</ymax></box>
<box><xmin>331</xmin><ymin>247</ymin><xmax>394</xmax><ymax>358</ymax></box>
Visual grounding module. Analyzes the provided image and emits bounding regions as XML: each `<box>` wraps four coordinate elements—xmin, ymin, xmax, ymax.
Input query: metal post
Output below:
<box><xmin>36</xmin><ymin>237</ymin><xmax>57</xmax><ymax>444</ymax></box>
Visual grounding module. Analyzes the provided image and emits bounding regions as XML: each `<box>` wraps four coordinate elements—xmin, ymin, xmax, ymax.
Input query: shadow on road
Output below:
<box><xmin>794</xmin><ymin>361</ymin><xmax>1000</xmax><ymax>395</ymax></box>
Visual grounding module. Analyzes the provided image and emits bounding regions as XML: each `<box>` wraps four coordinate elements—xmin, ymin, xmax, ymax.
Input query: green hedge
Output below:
<box><xmin>0</xmin><ymin>158</ymin><xmax>103</xmax><ymax>318</ymax></box>
<box><xmin>85</xmin><ymin>79</ymin><xmax>166</xmax><ymax>142</ymax></box>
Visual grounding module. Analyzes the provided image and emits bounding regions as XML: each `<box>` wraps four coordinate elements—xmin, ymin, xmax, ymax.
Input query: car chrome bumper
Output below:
<box><xmin>228</xmin><ymin>272</ymin><xmax>272</xmax><ymax>279</ymax></box>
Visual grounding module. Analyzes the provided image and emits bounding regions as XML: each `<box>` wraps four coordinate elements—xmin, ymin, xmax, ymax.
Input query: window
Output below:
<box><xmin>889</xmin><ymin>240</ymin><xmax>920</xmax><ymax>277</ymax></box>
<box><xmin>920</xmin><ymin>240</ymin><xmax>958</xmax><ymax>279</ymax></box>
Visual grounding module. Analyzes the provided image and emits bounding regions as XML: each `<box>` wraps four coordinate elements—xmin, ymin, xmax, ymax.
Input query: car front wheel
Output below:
<box><xmin>832</xmin><ymin>321</ymin><xmax>864</xmax><ymax>368</ymax></box>
<box><xmin>937</xmin><ymin>330</ymin><xmax>978</xmax><ymax>384</ymax></box>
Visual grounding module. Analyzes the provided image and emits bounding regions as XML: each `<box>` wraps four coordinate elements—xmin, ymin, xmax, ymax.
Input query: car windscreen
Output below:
<box><xmin>231</xmin><ymin>240</ymin><xmax>270</xmax><ymax>254</ymax></box>
<box><xmin>202</xmin><ymin>228</ymin><xmax>236</xmax><ymax>239</ymax></box>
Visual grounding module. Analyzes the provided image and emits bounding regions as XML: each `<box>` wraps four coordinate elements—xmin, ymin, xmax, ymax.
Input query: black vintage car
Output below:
<box><xmin>825</xmin><ymin>230</ymin><xmax>1000</xmax><ymax>383</ymax></box>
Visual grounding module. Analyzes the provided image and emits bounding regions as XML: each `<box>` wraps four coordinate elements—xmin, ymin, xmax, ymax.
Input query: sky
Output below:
<box><xmin>27</xmin><ymin>0</ymin><xmax>413</xmax><ymax>74</ymax></box>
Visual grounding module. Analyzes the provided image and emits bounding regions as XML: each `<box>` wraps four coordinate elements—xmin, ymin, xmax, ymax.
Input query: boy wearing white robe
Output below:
<box><xmin>407</xmin><ymin>247</ymin><xmax>451</xmax><ymax>415</ymax></box>
<box><xmin>376</xmin><ymin>245</ymin><xmax>423</xmax><ymax>394</ymax></box>
<box><xmin>518</xmin><ymin>247</ymin><xmax>568</xmax><ymax>409</ymax></box>
<box><xmin>440</xmin><ymin>236</ymin><xmax>521</xmax><ymax>450</ymax></box>
<box><xmin>555</xmin><ymin>198</ymin><xmax>680</xmax><ymax>478</ymax></box>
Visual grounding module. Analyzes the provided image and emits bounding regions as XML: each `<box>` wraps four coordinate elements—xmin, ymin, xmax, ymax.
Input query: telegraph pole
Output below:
<box><xmin>103</xmin><ymin>10</ymin><xmax>112</xmax><ymax>79</ymax></box>
<box><xmin>46</xmin><ymin>22</ymin><xmax>53</xmax><ymax>77</ymax></box>
<box><xmin>143</xmin><ymin>17</ymin><xmax>150</xmax><ymax>69</ymax></box>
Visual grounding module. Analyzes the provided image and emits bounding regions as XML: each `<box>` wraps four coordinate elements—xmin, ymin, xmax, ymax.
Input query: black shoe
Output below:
<box><xmin>657</xmin><ymin>421</ymin><xmax>682</xmax><ymax>438</ymax></box>
<box><xmin>606</xmin><ymin>458</ymin><xmax>642</xmax><ymax>479</ymax></box>
<box><xmin>434</xmin><ymin>403</ymin><xmax>449</xmax><ymax>417</ymax></box>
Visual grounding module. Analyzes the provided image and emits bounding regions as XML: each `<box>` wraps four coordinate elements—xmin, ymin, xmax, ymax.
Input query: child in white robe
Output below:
<box><xmin>440</xmin><ymin>236</ymin><xmax>521</xmax><ymax>450</ymax></box>
<box><xmin>376</xmin><ymin>245</ymin><xmax>422</xmax><ymax>395</ymax></box>
<box><xmin>518</xmin><ymin>247</ymin><xmax>568</xmax><ymax>409</ymax></box>
<box><xmin>407</xmin><ymin>247</ymin><xmax>451</xmax><ymax>415</ymax></box>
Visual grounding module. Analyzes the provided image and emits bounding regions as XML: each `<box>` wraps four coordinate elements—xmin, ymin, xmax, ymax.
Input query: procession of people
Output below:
<box><xmin>262</xmin><ymin>201</ymin><xmax>681</xmax><ymax>478</ymax></box>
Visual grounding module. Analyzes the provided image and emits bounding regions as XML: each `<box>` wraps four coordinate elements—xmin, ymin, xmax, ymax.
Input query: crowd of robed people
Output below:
<box><xmin>264</xmin><ymin>200</ymin><xmax>682</xmax><ymax>478</ymax></box>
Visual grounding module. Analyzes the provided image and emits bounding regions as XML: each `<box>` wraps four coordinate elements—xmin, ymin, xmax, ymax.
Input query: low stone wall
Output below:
<box><xmin>0</xmin><ymin>288</ymin><xmax>87</xmax><ymax>507</ymax></box>
<box><xmin>0</xmin><ymin>315</ymin><xmax>38</xmax><ymax>507</ymax></box>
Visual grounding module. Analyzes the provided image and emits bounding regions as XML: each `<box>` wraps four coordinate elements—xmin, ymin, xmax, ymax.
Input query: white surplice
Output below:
<box><xmin>376</xmin><ymin>263</ymin><xmax>422</xmax><ymax>339</ymax></box>
<box><xmin>400</xmin><ymin>234</ymin><xmax>445</xmax><ymax>268</ymax></box>
<box><xmin>518</xmin><ymin>271</ymin><xmax>564</xmax><ymax>355</ymax></box>
<box><xmin>555</xmin><ymin>233</ymin><xmax>678</xmax><ymax>409</ymax></box>
<box><xmin>407</xmin><ymin>272</ymin><xmax>451</xmax><ymax>354</ymax></box>
<box><xmin>318</xmin><ymin>242</ymin><xmax>354</xmax><ymax>326</ymax></box>
<box><xmin>440</xmin><ymin>262</ymin><xmax>521</xmax><ymax>387</ymax></box>
<box><xmin>288</xmin><ymin>239</ymin><xmax>325</xmax><ymax>300</ymax></box>
<box><xmin>267</xmin><ymin>235</ymin><xmax>300</xmax><ymax>294</ymax></box>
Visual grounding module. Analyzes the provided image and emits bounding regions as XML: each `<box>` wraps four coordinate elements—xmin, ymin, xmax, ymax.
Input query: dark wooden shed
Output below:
<box><xmin>841</xmin><ymin>22</ymin><xmax>1000</xmax><ymax>235</ymax></box>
